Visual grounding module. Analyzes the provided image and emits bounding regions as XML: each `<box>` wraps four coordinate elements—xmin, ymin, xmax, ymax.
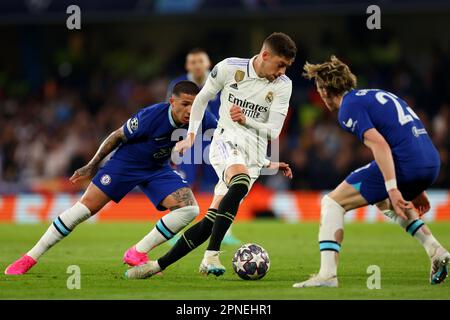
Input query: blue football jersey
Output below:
<box><xmin>111</xmin><ymin>102</ymin><xmax>218</xmax><ymax>169</ymax></box>
<box><xmin>338</xmin><ymin>89</ymin><xmax>440</xmax><ymax>168</ymax></box>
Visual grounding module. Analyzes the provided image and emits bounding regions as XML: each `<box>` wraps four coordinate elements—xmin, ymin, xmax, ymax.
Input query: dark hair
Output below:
<box><xmin>264</xmin><ymin>32</ymin><xmax>297</xmax><ymax>60</ymax></box>
<box><xmin>172</xmin><ymin>80</ymin><xmax>200</xmax><ymax>97</ymax></box>
<box><xmin>187</xmin><ymin>47</ymin><xmax>208</xmax><ymax>56</ymax></box>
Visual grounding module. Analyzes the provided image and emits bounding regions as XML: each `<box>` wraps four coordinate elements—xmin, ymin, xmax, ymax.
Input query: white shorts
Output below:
<box><xmin>209</xmin><ymin>128</ymin><xmax>262</xmax><ymax>196</ymax></box>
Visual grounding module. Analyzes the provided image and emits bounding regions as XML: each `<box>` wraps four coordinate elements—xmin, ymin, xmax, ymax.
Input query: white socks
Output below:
<box><xmin>318</xmin><ymin>195</ymin><xmax>345</xmax><ymax>278</ymax></box>
<box><xmin>382</xmin><ymin>208</ymin><xmax>442</xmax><ymax>258</ymax></box>
<box><xmin>27</xmin><ymin>202</ymin><xmax>91</xmax><ymax>260</ymax></box>
<box><xmin>135</xmin><ymin>205</ymin><xmax>199</xmax><ymax>253</ymax></box>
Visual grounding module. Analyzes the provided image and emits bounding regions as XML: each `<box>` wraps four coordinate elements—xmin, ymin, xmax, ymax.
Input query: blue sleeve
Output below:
<box><xmin>202</xmin><ymin>111</ymin><xmax>218</xmax><ymax>132</ymax></box>
<box><xmin>339</xmin><ymin>100</ymin><xmax>374</xmax><ymax>142</ymax></box>
<box><xmin>123</xmin><ymin>108</ymin><xmax>153</xmax><ymax>142</ymax></box>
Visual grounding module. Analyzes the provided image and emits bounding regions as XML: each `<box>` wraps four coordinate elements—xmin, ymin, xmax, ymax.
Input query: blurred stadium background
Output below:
<box><xmin>0</xmin><ymin>0</ymin><xmax>449</xmax><ymax>223</ymax></box>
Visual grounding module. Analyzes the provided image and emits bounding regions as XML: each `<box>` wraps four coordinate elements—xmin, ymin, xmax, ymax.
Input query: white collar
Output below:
<box><xmin>168</xmin><ymin>104</ymin><xmax>179</xmax><ymax>128</ymax></box>
<box><xmin>247</xmin><ymin>55</ymin><xmax>266</xmax><ymax>80</ymax></box>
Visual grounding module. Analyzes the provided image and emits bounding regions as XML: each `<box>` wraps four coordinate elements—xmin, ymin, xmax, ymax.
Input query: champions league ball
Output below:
<box><xmin>232</xmin><ymin>243</ymin><xmax>270</xmax><ymax>280</ymax></box>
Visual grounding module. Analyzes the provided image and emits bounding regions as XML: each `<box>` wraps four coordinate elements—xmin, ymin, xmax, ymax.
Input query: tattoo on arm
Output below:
<box><xmin>168</xmin><ymin>187</ymin><xmax>197</xmax><ymax>210</ymax></box>
<box><xmin>88</xmin><ymin>127</ymin><xmax>127</xmax><ymax>167</ymax></box>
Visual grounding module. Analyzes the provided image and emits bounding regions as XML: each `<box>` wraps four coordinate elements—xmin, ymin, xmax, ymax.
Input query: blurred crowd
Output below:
<box><xmin>0</xmin><ymin>30</ymin><xmax>449</xmax><ymax>193</ymax></box>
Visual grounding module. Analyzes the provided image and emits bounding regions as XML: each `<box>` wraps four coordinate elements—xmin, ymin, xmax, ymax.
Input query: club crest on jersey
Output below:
<box><xmin>234</xmin><ymin>70</ymin><xmax>245</xmax><ymax>83</ymax></box>
<box><xmin>265</xmin><ymin>91</ymin><xmax>273</xmax><ymax>104</ymax></box>
<box><xmin>211</xmin><ymin>66</ymin><xmax>218</xmax><ymax>78</ymax></box>
<box><xmin>100</xmin><ymin>174</ymin><xmax>111</xmax><ymax>185</ymax></box>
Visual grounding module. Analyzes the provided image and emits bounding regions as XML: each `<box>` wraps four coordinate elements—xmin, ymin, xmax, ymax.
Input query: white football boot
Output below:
<box><xmin>430</xmin><ymin>247</ymin><xmax>450</xmax><ymax>285</ymax></box>
<box><xmin>125</xmin><ymin>260</ymin><xmax>161</xmax><ymax>279</ymax></box>
<box><xmin>292</xmin><ymin>274</ymin><xmax>338</xmax><ymax>288</ymax></box>
<box><xmin>199</xmin><ymin>251</ymin><xmax>226</xmax><ymax>276</ymax></box>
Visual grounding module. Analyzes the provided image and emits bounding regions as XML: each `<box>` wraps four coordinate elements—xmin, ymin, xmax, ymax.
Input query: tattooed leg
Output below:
<box><xmin>162</xmin><ymin>187</ymin><xmax>197</xmax><ymax>210</ymax></box>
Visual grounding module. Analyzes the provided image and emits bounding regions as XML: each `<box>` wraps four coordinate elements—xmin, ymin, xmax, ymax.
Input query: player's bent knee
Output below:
<box><xmin>227</xmin><ymin>173</ymin><xmax>251</xmax><ymax>199</ymax></box>
<box><xmin>321</xmin><ymin>194</ymin><xmax>342</xmax><ymax>209</ymax></box>
<box><xmin>225</xmin><ymin>165</ymin><xmax>249</xmax><ymax>182</ymax></box>
<box><xmin>324</xmin><ymin>193</ymin><xmax>356</xmax><ymax>212</ymax></box>
<box><xmin>79</xmin><ymin>184</ymin><xmax>111</xmax><ymax>214</ymax></box>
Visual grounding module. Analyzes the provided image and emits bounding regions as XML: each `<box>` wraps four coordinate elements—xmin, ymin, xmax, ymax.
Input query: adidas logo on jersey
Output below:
<box><xmin>230</xmin><ymin>83</ymin><xmax>238</xmax><ymax>90</ymax></box>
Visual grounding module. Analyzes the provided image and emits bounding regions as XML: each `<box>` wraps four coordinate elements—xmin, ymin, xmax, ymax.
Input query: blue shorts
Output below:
<box><xmin>92</xmin><ymin>159</ymin><xmax>188</xmax><ymax>210</ymax></box>
<box><xmin>345</xmin><ymin>161</ymin><xmax>440</xmax><ymax>205</ymax></box>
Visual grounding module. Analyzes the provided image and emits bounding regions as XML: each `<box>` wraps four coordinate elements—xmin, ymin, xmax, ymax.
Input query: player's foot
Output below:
<box><xmin>199</xmin><ymin>251</ymin><xmax>226</xmax><ymax>277</ymax></box>
<box><xmin>123</xmin><ymin>246</ymin><xmax>149</xmax><ymax>266</ymax></box>
<box><xmin>4</xmin><ymin>255</ymin><xmax>37</xmax><ymax>275</ymax></box>
<box><xmin>430</xmin><ymin>247</ymin><xmax>450</xmax><ymax>285</ymax></box>
<box><xmin>292</xmin><ymin>274</ymin><xmax>338</xmax><ymax>288</ymax></box>
<box><xmin>125</xmin><ymin>260</ymin><xmax>162</xmax><ymax>280</ymax></box>
<box><xmin>222</xmin><ymin>233</ymin><xmax>241</xmax><ymax>245</ymax></box>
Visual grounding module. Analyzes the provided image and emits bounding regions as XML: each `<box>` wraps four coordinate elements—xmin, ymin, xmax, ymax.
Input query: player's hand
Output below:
<box><xmin>230</xmin><ymin>104</ymin><xmax>246</xmax><ymax>125</ymax></box>
<box><xmin>412</xmin><ymin>191</ymin><xmax>430</xmax><ymax>217</ymax></box>
<box><xmin>69</xmin><ymin>163</ymin><xmax>97</xmax><ymax>185</ymax></box>
<box><xmin>388</xmin><ymin>188</ymin><xmax>413</xmax><ymax>220</ymax></box>
<box><xmin>174</xmin><ymin>133</ymin><xmax>194</xmax><ymax>156</ymax></box>
<box><xmin>266</xmin><ymin>161</ymin><xmax>293</xmax><ymax>179</ymax></box>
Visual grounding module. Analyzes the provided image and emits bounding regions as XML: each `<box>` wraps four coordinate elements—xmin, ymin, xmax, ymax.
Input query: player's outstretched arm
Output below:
<box><xmin>175</xmin><ymin>89</ymin><xmax>212</xmax><ymax>155</ymax></box>
<box><xmin>363</xmin><ymin>128</ymin><xmax>412</xmax><ymax>219</ymax></box>
<box><xmin>176</xmin><ymin>63</ymin><xmax>225</xmax><ymax>155</ymax></box>
<box><xmin>69</xmin><ymin>127</ymin><xmax>127</xmax><ymax>184</ymax></box>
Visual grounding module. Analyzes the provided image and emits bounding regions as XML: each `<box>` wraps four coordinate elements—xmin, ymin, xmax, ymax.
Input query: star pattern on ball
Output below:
<box><xmin>235</xmin><ymin>256</ymin><xmax>247</xmax><ymax>273</ymax></box>
<box><xmin>250</xmin><ymin>252</ymin><xmax>266</xmax><ymax>266</ymax></box>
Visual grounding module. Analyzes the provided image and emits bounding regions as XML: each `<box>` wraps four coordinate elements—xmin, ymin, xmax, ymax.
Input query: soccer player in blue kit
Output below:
<box><xmin>5</xmin><ymin>81</ymin><xmax>218</xmax><ymax>275</ymax></box>
<box><xmin>293</xmin><ymin>56</ymin><xmax>449</xmax><ymax>288</ymax></box>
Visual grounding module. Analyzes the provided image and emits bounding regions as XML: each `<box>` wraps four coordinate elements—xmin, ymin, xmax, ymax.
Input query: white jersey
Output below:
<box><xmin>188</xmin><ymin>56</ymin><xmax>292</xmax><ymax>168</ymax></box>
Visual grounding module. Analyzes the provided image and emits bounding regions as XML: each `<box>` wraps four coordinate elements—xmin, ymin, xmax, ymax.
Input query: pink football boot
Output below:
<box><xmin>123</xmin><ymin>246</ymin><xmax>149</xmax><ymax>266</ymax></box>
<box><xmin>5</xmin><ymin>255</ymin><xmax>37</xmax><ymax>275</ymax></box>
<box><xmin>123</xmin><ymin>246</ymin><xmax>163</xmax><ymax>276</ymax></box>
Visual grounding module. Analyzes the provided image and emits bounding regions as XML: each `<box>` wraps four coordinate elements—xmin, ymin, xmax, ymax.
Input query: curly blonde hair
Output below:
<box><xmin>303</xmin><ymin>55</ymin><xmax>357</xmax><ymax>96</ymax></box>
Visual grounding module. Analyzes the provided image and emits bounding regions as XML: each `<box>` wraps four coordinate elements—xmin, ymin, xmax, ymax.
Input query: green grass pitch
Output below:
<box><xmin>1</xmin><ymin>221</ymin><xmax>449</xmax><ymax>300</ymax></box>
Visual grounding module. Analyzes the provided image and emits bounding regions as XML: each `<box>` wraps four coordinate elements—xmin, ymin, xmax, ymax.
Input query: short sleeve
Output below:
<box><xmin>123</xmin><ymin>108</ymin><xmax>152</xmax><ymax>142</ymax></box>
<box><xmin>271</xmin><ymin>81</ymin><xmax>292</xmax><ymax>116</ymax></box>
<box><xmin>339</xmin><ymin>100</ymin><xmax>374</xmax><ymax>142</ymax></box>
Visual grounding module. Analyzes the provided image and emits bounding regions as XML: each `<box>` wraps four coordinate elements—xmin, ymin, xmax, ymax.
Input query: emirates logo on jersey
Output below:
<box><xmin>228</xmin><ymin>93</ymin><xmax>268</xmax><ymax>119</ymax></box>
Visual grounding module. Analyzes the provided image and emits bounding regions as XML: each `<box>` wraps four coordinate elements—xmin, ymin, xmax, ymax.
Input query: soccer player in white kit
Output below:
<box><xmin>125</xmin><ymin>32</ymin><xmax>297</xmax><ymax>279</ymax></box>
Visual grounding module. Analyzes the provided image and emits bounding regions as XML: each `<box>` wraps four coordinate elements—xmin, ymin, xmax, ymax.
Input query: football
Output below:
<box><xmin>232</xmin><ymin>243</ymin><xmax>270</xmax><ymax>280</ymax></box>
